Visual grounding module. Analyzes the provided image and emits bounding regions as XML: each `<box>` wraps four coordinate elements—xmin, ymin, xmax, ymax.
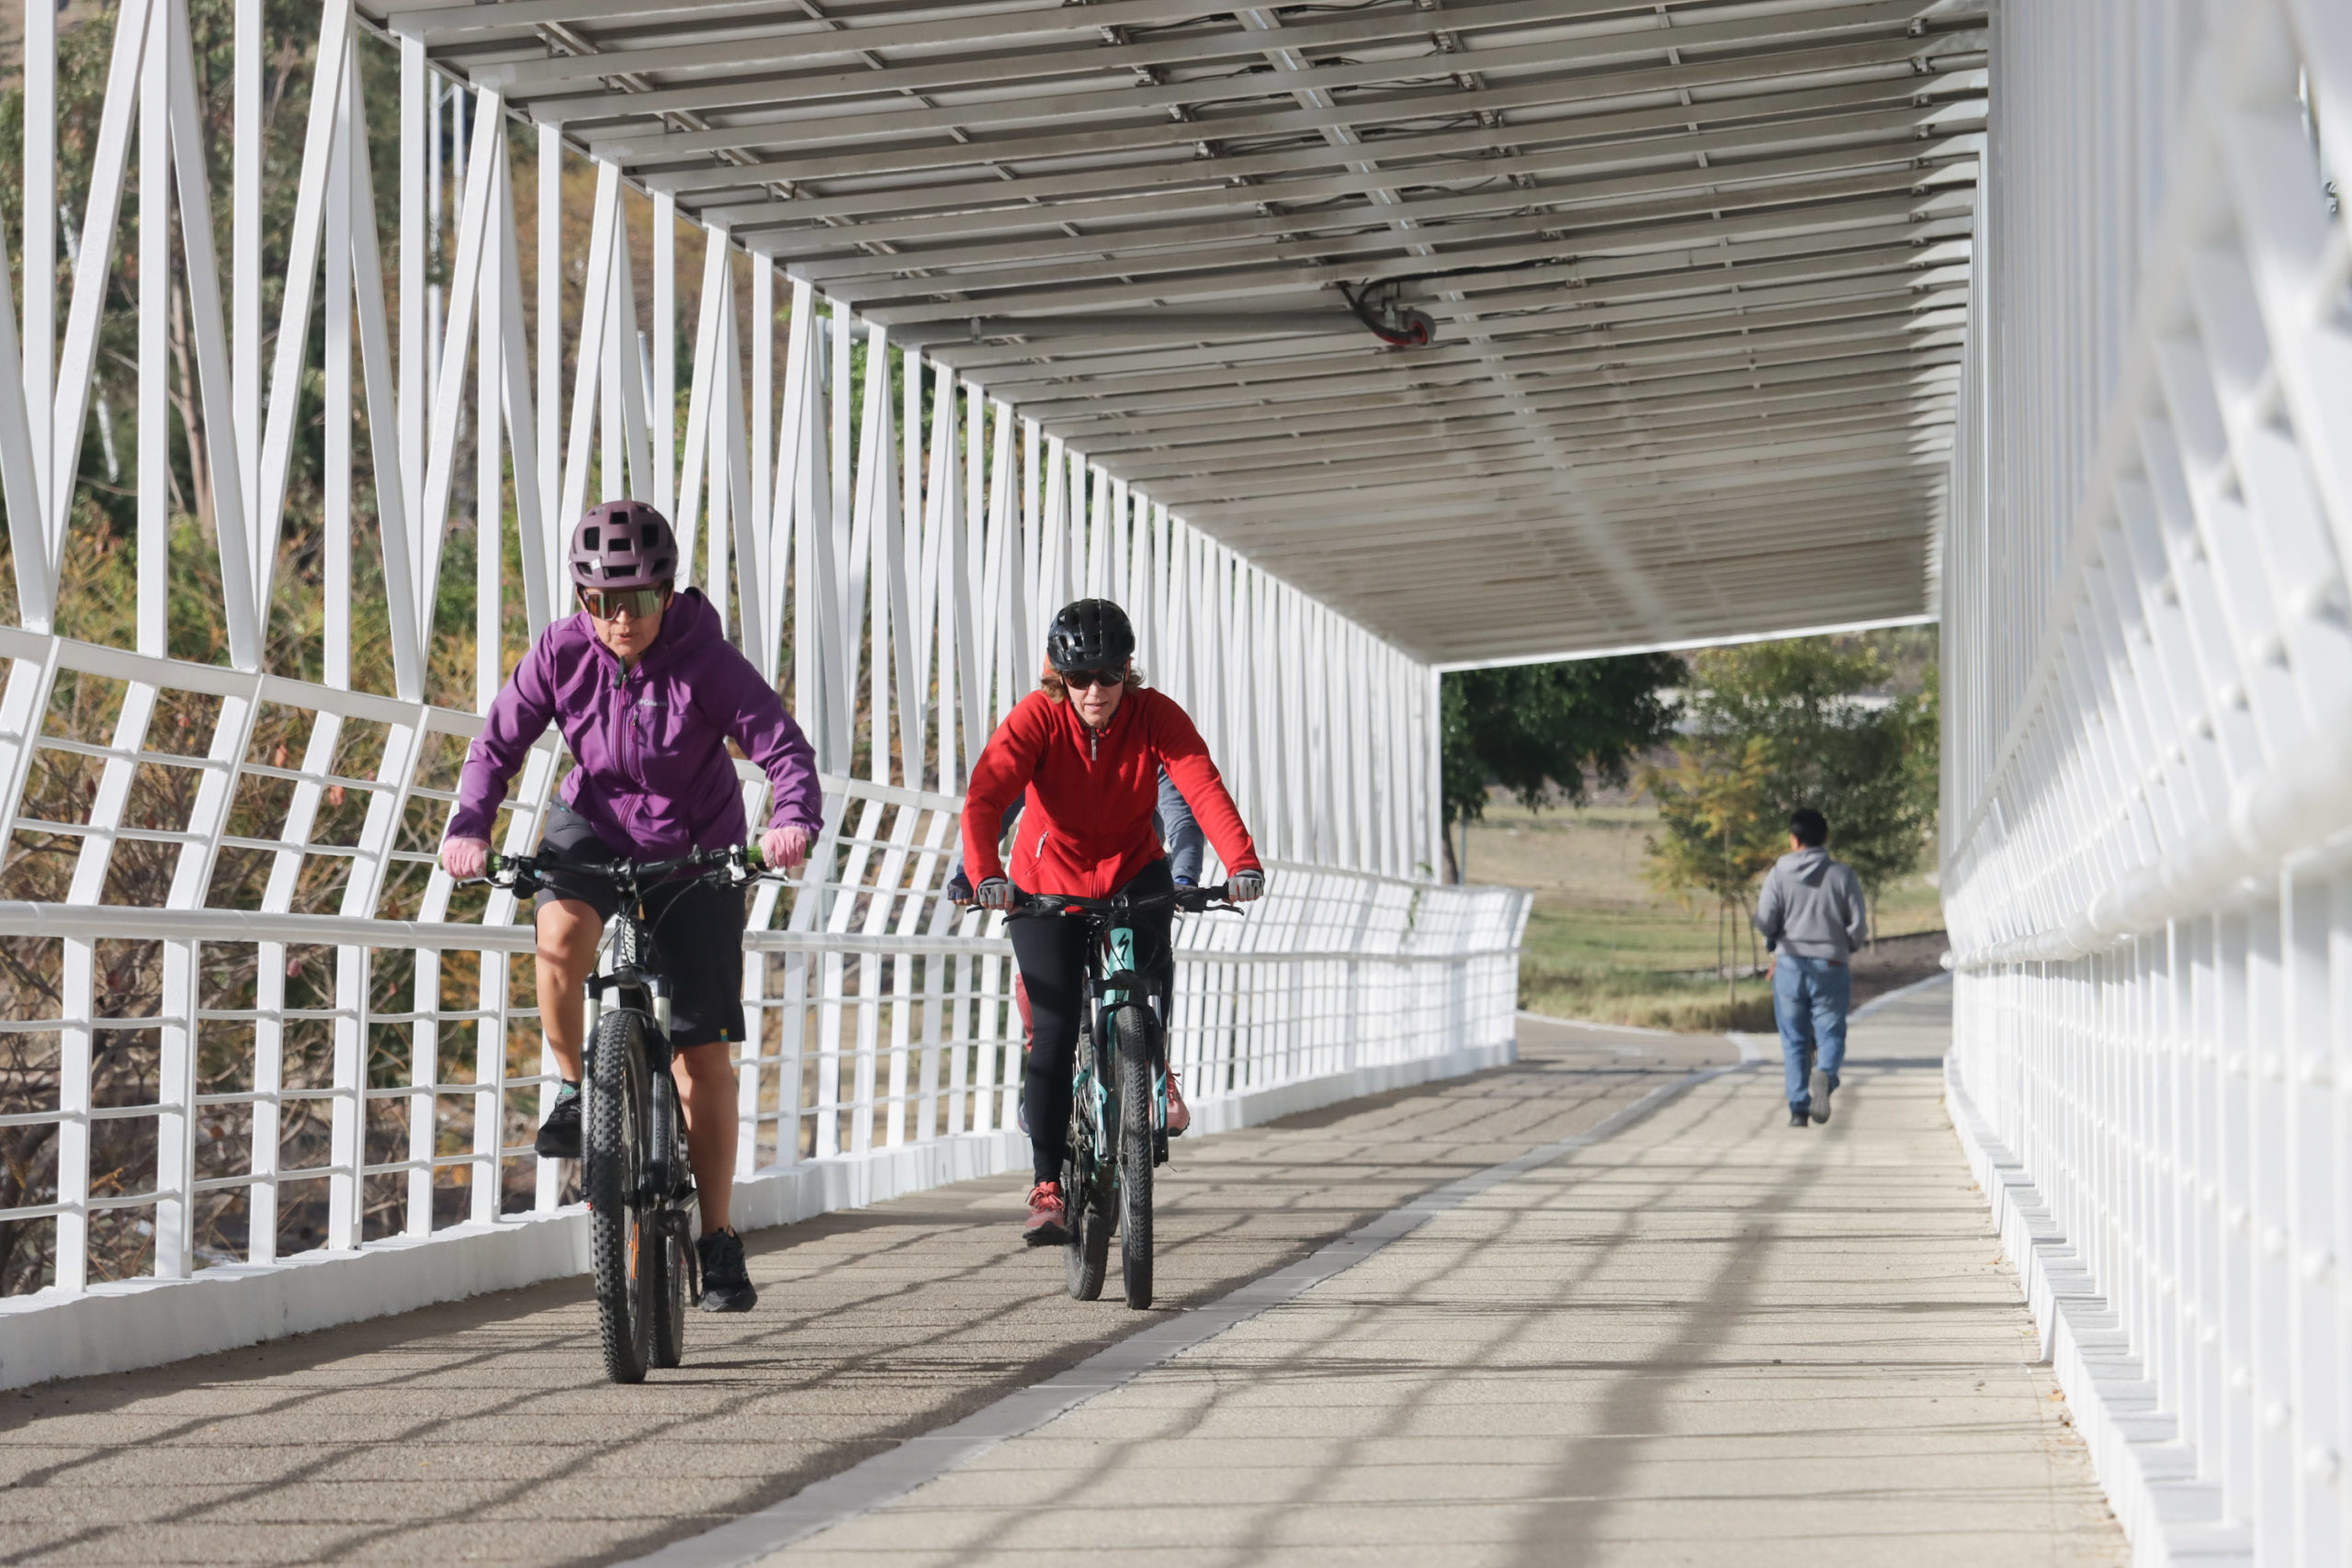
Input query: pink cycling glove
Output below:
<box><xmin>441</xmin><ymin>836</ymin><xmax>491</xmax><ymax>881</ymax></box>
<box><xmin>762</xmin><ymin>824</ymin><xmax>811</xmax><ymax>871</ymax></box>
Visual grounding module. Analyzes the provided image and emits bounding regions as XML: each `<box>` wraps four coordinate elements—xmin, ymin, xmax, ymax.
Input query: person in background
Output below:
<box><xmin>1753</xmin><ymin>807</ymin><xmax>1868</xmax><ymax>1128</ymax></box>
<box><xmin>1157</xmin><ymin>771</ymin><xmax>1205</xmax><ymax>887</ymax></box>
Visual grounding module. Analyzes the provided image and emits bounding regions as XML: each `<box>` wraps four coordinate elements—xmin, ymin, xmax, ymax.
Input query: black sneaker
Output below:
<box><xmin>535</xmin><ymin>1082</ymin><xmax>582</xmax><ymax>1159</ymax></box>
<box><xmin>1789</xmin><ymin>1105</ymin><xmax>1811</xmax><ymax>1127</ymax></box>
<box><xmin>696</xmin><ymin>1228</ymin><xmax>757</xmax><ymax>1313</ymax></box>
<box><xmin>1811</xmin><ymin>1068</ymin><xmax>1836</xmax><ymax>1123</ymax></box>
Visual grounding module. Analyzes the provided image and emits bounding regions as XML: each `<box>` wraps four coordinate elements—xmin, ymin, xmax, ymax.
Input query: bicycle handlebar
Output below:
<box><xmin>481</xmin><ymin>841</ymin><xmax>783</xmax><ymax>892</ymax></box>
<box><xmin>1010</xmin><ymin>883</ymin><xmax>1242</xmax><ymax>919</ymax></box>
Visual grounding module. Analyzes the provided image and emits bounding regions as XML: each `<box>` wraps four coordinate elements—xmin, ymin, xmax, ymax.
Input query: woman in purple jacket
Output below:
<box><xmin>440</xmin><ymin>501</ymin><xmax>823</xmax><ymax>1313</ymax></box>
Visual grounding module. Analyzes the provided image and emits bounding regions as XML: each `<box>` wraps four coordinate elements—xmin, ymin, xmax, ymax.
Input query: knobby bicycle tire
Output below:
<box><xmin>589</xmin><ymin>1008</ymin><xmax>656</xmax><ymax>1383</ymax></box>
<box><xmin>1116</xmin><ymin>1003</ymin><xmax>1155</xmax><ymax>1310</ymax></box>
<box><xmin>1065</xmin><ymin>1021</ymin><xmax>1114</xmax><ymax>1302</ymax></box>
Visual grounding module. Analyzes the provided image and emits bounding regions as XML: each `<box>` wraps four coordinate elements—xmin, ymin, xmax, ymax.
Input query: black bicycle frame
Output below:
<box><xmin>487</xmin><ymin>842</ymin><xmax>769</xmax><ymax>1205</ymax></box>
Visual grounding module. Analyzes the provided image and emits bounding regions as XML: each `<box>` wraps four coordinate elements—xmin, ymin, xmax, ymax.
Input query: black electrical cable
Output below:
<box><xmin>1337</xmin><ymin>282</ymin><xmax>1434</xmax><ymax>347</ymax></box>
<box><xmin>1374</xmin><ymin>254</ymin><xmax>1577</xmax><ymax>294</ymax></box>
<box><xmin>1335</xmin><ymin>248</ymin><xmax>1589</xmax><ymax>343</ymax></box>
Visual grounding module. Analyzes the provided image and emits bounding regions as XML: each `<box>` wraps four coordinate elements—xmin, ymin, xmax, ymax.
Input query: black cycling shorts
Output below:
<box><xmin>532</xmin><ymin>804</ymin><xmax>748</xmax><ymax>1052</ymax></box>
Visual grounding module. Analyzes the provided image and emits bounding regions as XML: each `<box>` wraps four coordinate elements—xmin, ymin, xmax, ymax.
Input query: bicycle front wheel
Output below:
<box><xmin>588</xmin><ymin>1008</ymin><xmax>656</xmax><ymax>1383</ymax></box>
<box><xmin>1115</xmin><ymin>1004</ymin><xmax>1155</xmax><ymax>1310</ymax></box>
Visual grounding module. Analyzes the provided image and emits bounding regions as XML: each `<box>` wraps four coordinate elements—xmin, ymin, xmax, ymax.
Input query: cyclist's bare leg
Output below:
<box><xmin>533</xmin><ymin>897</ymin><xmax>602</xmax><ymax>1080</ymax></box>
<box><xmin>671</xmin><ymin>1043</ymin><xmax>738</xmax><ymax>1232</ymax></box>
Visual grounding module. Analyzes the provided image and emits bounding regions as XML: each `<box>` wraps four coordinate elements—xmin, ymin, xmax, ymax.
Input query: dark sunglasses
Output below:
<box><xmin>579</xmin><ymin>586</ymin><xmax>669</xmax><ymax>619</ymax></box>
<box><xmin>1060</xmin><ymin>667</ymin><xmax>1123</xmax><ymax>690</ymax></box>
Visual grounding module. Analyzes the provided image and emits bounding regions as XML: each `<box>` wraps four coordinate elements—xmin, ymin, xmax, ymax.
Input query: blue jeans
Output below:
<box><xmin>1773</xmin><ymin>954</ymin><xmax>1850</xmax><ymax>1108</ymax></box>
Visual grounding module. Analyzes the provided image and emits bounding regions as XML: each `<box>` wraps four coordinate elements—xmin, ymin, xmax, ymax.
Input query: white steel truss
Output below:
<box><xmin>1943</xmin><ymin>0</ymin><xmax>2352</xmax><ymax>1560</ymax></box>
<box><xmin>0</xmin><ymin>0</ymin><xmax>1524</xmax><ymax>1363</ymax></box>
<box><xmin>374</xmin><ymin>0</ymin><xmax>1983</xmax><ymax>666</ymax></box>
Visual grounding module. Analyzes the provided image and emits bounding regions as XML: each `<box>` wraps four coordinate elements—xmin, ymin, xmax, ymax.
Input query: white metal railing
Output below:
<box><xmin>0</xmin><ymin>0</ymin><xmax>1476</xmax><ymax>1326</ymax></box>
<box><xmin>1942</xmin><ymin>0</ymin><xmax>2349</xmax><ymax>1560</ymax></box>
<box><xmin>0</xmin><ymin>631</ymin><xmax>1521</xmax><ymax>1309</ymax></box>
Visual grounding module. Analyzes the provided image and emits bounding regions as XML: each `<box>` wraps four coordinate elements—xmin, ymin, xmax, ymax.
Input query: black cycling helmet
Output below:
<box><xmin>1046</xmin><ymin>598</ymin><xmax>1136</xmax><ymax>673</ymax></box>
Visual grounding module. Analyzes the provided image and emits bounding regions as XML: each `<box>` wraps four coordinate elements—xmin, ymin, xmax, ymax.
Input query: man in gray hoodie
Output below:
<box><xmin>1753</xmin><ymin>807</ymin><xmax>1868</xmax><ymax>1126</ymax></box>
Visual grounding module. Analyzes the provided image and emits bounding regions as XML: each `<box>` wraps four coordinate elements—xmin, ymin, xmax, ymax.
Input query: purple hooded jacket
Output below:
<box><xmin>447</xmin><ymin>588</ymin><xmax>823</xmax><ymax>856</ymax></box>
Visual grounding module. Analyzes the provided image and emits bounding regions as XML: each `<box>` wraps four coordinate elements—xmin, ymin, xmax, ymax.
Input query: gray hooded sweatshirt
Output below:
<box><xmin>1753</xmin><ymin>846</ymin><xmax>1869</xmax><ymax>962</ymax></box>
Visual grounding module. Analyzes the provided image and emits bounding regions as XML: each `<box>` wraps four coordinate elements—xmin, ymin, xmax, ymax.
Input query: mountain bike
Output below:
<box><xmin>1013</xmin><ymin>882</ymin><xmax>1241</xmax><ymax>1310</ymax></box>
<box><xmin>485</xmin><ymin>841</ymin><xmax>775</xmax><ymax>1382</ymax></box>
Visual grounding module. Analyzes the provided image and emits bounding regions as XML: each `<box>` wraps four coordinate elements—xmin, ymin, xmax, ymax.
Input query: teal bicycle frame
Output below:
<box><xmin>1078</xmin><ymin>921</ymin><xmax>1167</xmax><ymax>1151</ymax></box>
<box><xmin>1016</xmin><ymin>880</ymin><xmax>1237</xmax><ymax>1308</ymax></box>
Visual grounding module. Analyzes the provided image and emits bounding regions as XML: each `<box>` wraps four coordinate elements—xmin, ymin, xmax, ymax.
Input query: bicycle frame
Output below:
<box><xmin>495</xmin><ymin>847</ymin><xmax>760</xmax><ymax>1208</ymax></box>
<box><xmin>582</xmin><ymin>908</ymin><xmax>684</xmax><ymax>1204</ymax></box>
<box><xmin>1014</xmin><ymin>881</ymin><xmax>1240</xmax><ymax>1308</ymax></box>
<box><xmin>483</xmin><ymin>843</ymin><xmax>779</xmax><ymax>1350</ymax></box>
<box><xmin>1091</xmin><ymin>921</ymin><xmax>1164</xmax><ymax>1135</ymax></box>
<box><xmin>1018</xmin><ymin>883</ymin><xmax>1238</xmax><ymax>1149</ymax></box>
<box><xmin>1067</xmin><ymin>921</ymin><xmax>1148</xmax><ymax>1172</ymax></box>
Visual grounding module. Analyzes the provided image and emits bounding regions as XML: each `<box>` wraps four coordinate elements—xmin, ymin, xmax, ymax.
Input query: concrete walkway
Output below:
<box><xmin>1</xmin><ymin>988</ymin><xmax>2123</xmax><ymax>1566</ymax></box>
<box><xmin>741</xmin><ymin>986</ymin><xmax>2123</xmax><ymax>1568</ymax></box>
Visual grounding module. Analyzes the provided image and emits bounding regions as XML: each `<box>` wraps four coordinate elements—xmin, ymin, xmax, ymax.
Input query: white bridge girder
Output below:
<box><xmin>375</xmin><ymin>0</ymin><xmax>1983</xmax><ymax>666</ymax></box>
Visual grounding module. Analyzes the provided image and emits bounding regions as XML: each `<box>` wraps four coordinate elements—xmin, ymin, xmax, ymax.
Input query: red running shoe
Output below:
<box><xmin>1165</xmin><ymin>1067</ymin><xmax>1191</xmax><ymax>1136</ymax></box>
<box><xmin>1023</xmin><ymin>1181</ymin><xmax>1069</xmax><ymax>1247</ymax></box>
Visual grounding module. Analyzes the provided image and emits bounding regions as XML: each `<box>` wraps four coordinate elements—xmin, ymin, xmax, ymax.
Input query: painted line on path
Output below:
<box><xmin>1517</xmin><ymin>1008</ymin><xmax>1672</xmax><ymax>1036</ymax></box>
<box><xmin>621</xmin><ymin>1055</ymin><xmax>1751</xmax><ymax>1568</ymax></box>
<box><xmin>1853</xmin><ymin>969</ymin><xmax>1952</xmax><ymax>1019</ymax></box>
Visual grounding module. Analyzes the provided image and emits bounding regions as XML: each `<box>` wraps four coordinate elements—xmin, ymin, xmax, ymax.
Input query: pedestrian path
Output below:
<box><xmin>731</xmin><ymin>987</ymin><xmax>2127</xmax><ymax>1568</ymax></box>
<box><xmin>0</xmin><ymin>990</ymin><xmax>2123</xmax><ymax>1566</ymax></box>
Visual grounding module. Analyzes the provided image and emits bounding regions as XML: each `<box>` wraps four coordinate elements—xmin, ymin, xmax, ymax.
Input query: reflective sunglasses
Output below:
<box><xmin>579</xmin><ymin>586</ymin><xmax>669</xmax><ymax>619</ymax></box>
<box><xmin>1060</xmin><ymin>667</ymin><xmax>1123</xmax><ymax>690</ymax></box>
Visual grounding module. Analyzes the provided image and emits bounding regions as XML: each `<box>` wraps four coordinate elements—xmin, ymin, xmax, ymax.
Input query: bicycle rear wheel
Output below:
<box><xmin>588</xmin><ymin>1008</ymin><xmax>656</xmax><ymax>1383</ymax></box>
<box><xmin>650</xmin><ymin>1220</ymin><xmax>689</xmax><ymax>1368</ymax></box>
<box><xmin>649</xmin><ymin>1077</ymin><xmax>691</xmax><ymax>1369</ymax></box>
<box><xmin>1115</xmin><ymin>1004</ymin><xmax>1155</xmax><ymax>1310</ymax></box>
<box><xmin>1064</xmin><ymin>1023</ymin><xmax>1114</xmax><ymax>1301</ymax></box>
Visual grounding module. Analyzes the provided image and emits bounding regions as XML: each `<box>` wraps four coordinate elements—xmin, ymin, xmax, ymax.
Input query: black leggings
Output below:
<box><xmin>1011</xmin><ymin>859</ymin><xmax>1174</xmax><ymax>1184</ymax></box>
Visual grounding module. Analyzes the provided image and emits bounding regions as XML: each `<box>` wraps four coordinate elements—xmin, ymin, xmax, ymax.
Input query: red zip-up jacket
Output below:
<box><xmin>963</xmin><ymin>687</ymin><xmax>1261</xmax><ymax>897</ymax></box>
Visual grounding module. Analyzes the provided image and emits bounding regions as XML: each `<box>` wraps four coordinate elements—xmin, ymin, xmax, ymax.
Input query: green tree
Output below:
<box><xmin>1440</xmin><ymin>654</ymin><xmax>1682</xmax><ymax>881</ymax></box>
<box><xmin>1644</xmin><ymin>635</ymin><xmax>1938</xmax><ymax>937</ymax></box>
<box><xmin>1641</xmin><ymin>735</ymin><xmax>1784</xmax><ymax>992</ymax></box>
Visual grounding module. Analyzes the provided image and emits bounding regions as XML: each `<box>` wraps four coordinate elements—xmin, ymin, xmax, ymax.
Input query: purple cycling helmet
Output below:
<box><xmin>569</xmin><ymin>500</ymin><xmax>679</xmax><ymax>591</ymax></box>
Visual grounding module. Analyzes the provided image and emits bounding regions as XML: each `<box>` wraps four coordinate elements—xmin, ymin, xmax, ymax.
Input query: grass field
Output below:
<box><xmin>1464</xmin><ymin>799</ymin><xmax>1945</xmax><ymax>1032</ymax></box>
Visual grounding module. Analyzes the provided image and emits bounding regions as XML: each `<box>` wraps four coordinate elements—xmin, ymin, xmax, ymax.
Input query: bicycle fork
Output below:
<box><xmin>582</xmin><ymin>965</ymin><xmax>691</xmax><ymax>1207</ymax></box>
<box><xmin>1094</xmin><ymin>925</ymin><xmax>1172</xmax><ymax>1146</ymax></box>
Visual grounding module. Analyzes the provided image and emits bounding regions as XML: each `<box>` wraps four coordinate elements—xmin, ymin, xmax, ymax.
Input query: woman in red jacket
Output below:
<box><xmin>964</xmin><ymin>599</ymin><xmax>1265</xmax><ymax>1244</ymax></box>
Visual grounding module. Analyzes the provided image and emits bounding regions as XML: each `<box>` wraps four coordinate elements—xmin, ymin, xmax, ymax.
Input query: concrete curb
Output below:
<box><xmin>1944</xmin><ymin>1059</ymin><xmax>2251</xmax><ymax>1566</ymax></box>
<box><xmin>0</xmin><ymin>1036</ymin><xmax>1516</xmax><ymax>1392</ymax></box>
